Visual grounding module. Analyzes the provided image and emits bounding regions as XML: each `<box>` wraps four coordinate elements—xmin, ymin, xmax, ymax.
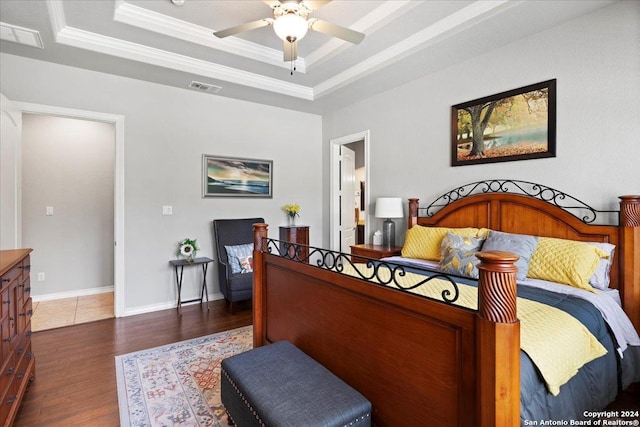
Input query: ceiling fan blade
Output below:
<box><xmin>283</xmin><ymin>40</ymin><xmax>298</xmax><ymax>62</ymax></box>
<box><xmin>213</xmin><ymin>19</ymin><xmax>273</xmax><ymax>38</ymax></box>
<box><xmin>308</xmin><ymin>19</ymin><xmax>365</xmax><ymax>44</ymax></box>
<box><xmin>263</xmin><ymin>0</ymin><xmax>282</xmax><ymax>9</ymax></box>
<box><xmin>302</xmin><ymin>0</ymin><xmax>331</xmax><ymax>11</ymax></box>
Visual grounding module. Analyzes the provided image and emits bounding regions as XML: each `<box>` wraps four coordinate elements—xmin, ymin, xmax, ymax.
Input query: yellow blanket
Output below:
<box><xmin>340</xmin><ymin>264</ymin><xmax>607</xmax><ymax>396</ymax></box>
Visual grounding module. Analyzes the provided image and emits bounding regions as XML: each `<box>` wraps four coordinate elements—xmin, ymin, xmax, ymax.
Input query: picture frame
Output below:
<box><xmin>451</xmin><ymin>79</ymin><xmax>556</xmax><ymax>166</ymax></box>
<box><xmin>202</xmin><ymin>155</ymin><xmax>273</xmax><ymax>198</ymax></box>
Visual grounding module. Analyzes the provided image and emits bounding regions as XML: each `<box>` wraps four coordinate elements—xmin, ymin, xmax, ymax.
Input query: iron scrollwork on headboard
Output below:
<box><xmin>423</xmin><ymin>179</ymin><xmax>618</xmax><ymax>224</ymax></box>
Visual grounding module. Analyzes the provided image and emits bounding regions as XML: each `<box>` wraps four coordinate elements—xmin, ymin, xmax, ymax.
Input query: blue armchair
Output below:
<box><xmin>212</xmin><ymin>217</ymin><xmax>264</xmax><ymax>314</ymax></box>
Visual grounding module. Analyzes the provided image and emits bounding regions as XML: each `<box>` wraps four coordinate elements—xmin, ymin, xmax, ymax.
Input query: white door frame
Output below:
<box><xmin>14</xmin><ymin>101</ymin><xmax>126</xmax><ymax>317</ymax></box>
<box><xmin>329</xmin><ymin>130</ymin><xmax>370</xmax><ymax>252</ymax></box>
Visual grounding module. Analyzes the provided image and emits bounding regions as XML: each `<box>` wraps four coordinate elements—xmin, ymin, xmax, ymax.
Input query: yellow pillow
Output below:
<box><xmin>528</xmin><ymin>237</ymin><xmax>609</xmax><ymax>293</ymax></box>
<box><xmin>401</xmin><ymin>226</ymin><xmax>480</xmax><ymax>261</ymax></box>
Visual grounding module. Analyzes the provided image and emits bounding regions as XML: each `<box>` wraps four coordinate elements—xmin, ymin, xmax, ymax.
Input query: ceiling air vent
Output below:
<box><xmin>189</xmin><ymin>81</ymin><xmax>221</xmax><ymax>93</ymax></box>
<box><xmin>0</xmin><ymin>22</ymin><xmax>44</xmax><ymax>48</ymax></box>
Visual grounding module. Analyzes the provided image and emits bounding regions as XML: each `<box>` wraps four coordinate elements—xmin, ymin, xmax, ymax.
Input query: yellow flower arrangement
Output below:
<box><xmin>282</xmin><ymin>203</ymin><xmax>300</xmax><ymax>219</ymax></box>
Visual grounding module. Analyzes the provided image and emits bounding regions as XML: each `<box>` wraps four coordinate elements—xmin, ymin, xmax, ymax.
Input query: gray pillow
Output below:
<box><xmin>481</xmin><ymin>231</ymin><xmax>539</xmax><ymax>280</ymax></box>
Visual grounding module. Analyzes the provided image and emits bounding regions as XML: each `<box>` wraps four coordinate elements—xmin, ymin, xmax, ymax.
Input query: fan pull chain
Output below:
<box><xmin>290</xmin><ymin>42</ymin><xmax>296</xmax><ymax>75</ymax></box>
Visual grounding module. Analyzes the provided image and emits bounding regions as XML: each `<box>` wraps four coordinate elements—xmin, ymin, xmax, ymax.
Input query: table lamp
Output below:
<box><xmin>374</xmin><ymin>197</ymin><xmax>404</xmax><ymax>248</ymax></box>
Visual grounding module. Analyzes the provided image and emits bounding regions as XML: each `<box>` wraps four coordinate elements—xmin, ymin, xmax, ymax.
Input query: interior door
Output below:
<box><xmin>340</xmin><ymin>145</ymin><xmax>356</xmax><ymax>253</ymax></box>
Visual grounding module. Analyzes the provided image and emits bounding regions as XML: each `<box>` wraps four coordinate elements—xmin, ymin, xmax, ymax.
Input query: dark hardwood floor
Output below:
<box><xmin>11</xmin><ymin>299</ymin><xmax>639</xmax><ymax>426</ymax></box>
<box><xmin>13</xmin><ymin>300</ymin><xmax>252</xmax><ymax>427</ymax></box>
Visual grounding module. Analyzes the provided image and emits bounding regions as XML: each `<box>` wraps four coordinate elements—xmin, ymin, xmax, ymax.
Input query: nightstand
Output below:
<box><xmin>350</xmin><ymin>244</ymin><xmax>402</xmax><ymax>263</ymax></box>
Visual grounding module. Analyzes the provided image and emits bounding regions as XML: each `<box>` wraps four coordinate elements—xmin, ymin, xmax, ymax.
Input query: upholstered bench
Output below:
<box><xmin>221</xmin><ymin>340</ymin><xmax>372</xmax><ymax>427</ymax></box>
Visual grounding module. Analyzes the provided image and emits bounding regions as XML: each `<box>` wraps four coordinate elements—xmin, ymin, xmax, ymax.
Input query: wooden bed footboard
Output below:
<box><xmin>253</xmin><ymin>224</ymin><xmax>520</xmax><ymax>427</ymax></box>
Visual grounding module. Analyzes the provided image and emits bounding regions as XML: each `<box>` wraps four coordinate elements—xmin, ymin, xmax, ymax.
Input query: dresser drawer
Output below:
<box><xmin>0</xmin><ymin>353</ymin><xmax>16</xmax><ymax>402</ymax></box>
<box><xmin>17</xmin><ymin>298</ymin><xmax>32</xmax><ymax>336</ymax></box>
<box><xmin>16</xmin><ymin>340</ymin><xmax>33</xmax><ymax>385</ymax></box>
<box><xmin>0</xmin><ymin>265</ymin><xmax>21</xmax><ymax>291</ymax></box>
<box><xmin>0</xmin><ymin>287</ymin><xmax>10</xmax><ymax>321</ymax></box>
<box><xmin>0</xmin><ymin>319</ymin><xmax>11</xmax><ymax>365</ymax></box>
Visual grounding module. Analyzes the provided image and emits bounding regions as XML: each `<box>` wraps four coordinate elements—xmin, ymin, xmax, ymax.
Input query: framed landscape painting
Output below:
<box><xmin>202</xmin><ymin>155</ymin><xmax>273</xmax><ymax>198</ymax></box>
<box><xmin>451</xmin><ymin>79</ymin><xmax>556</xmax><ymax>166</ymax></box>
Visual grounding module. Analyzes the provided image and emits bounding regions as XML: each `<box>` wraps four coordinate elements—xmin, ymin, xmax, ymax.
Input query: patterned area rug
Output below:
<box><xmin>115</xmin><ymin>326</ymin><xmax>253</xmax><ymax>426</ymax></box>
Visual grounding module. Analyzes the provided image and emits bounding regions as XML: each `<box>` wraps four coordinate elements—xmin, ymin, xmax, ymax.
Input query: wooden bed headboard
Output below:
<box><xmin>407</xmin><ymin>180</ymin><xmax>640</xmax><ymax>331</ymax></box>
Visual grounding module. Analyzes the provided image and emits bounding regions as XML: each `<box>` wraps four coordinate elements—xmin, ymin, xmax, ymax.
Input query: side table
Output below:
<box><xmin>169</xmin><ymin>257</ymin><xmax>213</xmax><ymax>315</ymax></box>
<box><xmin>350</xmin><ymin>244</ymin><xmax>402</xmax><ymax>263</ymax></box>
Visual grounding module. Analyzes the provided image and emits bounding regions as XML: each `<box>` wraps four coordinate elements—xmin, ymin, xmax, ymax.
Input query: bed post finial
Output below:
<box><xmin>475</xmin><ymin>250</ymin><xmax>520</xmax><ymax>427</ymax></box>
<box><xmin>253</xmin><ymin>223</ymin><xmax>268</xmax><ymax>252</ymax></box>
<box><xmin>408</xmin><ymin>198</ymin><xmax>419</xmax><ymax>229</ymax></box>
<box><xmin>619</xmin><ymin>195</ymin><xmax>640</xmax><ymax>333</ymax></box>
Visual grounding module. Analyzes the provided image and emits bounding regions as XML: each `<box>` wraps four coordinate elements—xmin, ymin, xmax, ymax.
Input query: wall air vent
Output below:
<box><xmin>0</xmin><ymin>22</ymin><xmax>44</xmax><ymax>48</ymax></box>
<box><xmin>188</xmin><ymin>81</ymin><xmax>221</xmax><ymax>93</ymax></box>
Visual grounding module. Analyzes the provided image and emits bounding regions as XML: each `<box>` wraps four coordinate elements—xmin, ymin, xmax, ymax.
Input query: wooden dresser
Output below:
<box><xmin>0</xmin><ymin>249</ymin><xmax>35</xmax><ymax>426</ymax></box>
<box><xmin>279</xmin><ymin>226</ymin><xmax>309</xmax><ymax>262</ymax></box>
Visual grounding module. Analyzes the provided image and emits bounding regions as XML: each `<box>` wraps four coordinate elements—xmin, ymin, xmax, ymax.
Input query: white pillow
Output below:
<box><xmin>588</xmin><ymin>242</ymin><xmax>615</xmax><ymax>290</ymax></box>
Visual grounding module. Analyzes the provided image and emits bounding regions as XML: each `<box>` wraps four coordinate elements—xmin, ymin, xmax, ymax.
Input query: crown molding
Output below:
<box><xmin>314</xmin><ymin>0</ymin><xmax>512</xmax><ymax>98</ymax></box>
<box><xmin>113</xmin><ymin>0</ymin><xmax>304</xmax><ymax>72</ymax></box>
<box><xmin>44</xmin><ymin>0</ymin><xmax>513</xmax><ymax>103</ymax></box>
<box><xmin>47</xmin><ymin>0</ymin><xmax>312</xmax><ymax>99</ymax></box>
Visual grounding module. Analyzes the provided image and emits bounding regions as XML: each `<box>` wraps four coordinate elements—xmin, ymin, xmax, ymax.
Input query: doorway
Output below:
<box><xmin>12</xmin><ymin>101</ymin><xmax>125</xmax><ymax>317</ymax></box>
<box><xmin>329</xmin><ymin>130</ymin><xmax>370</xmax><ymax>253</ymax></box>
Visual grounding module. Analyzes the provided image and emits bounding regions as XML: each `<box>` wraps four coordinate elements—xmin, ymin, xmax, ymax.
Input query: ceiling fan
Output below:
<box><xmin>213</xmin><ymin>0</ymin><xmax>365</xmax><ymax>63</ymax></box>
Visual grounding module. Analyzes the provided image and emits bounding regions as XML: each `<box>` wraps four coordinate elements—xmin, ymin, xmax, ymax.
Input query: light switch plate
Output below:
<box><xmin>46</xmin><ymin>206</ymin><xmax>54</xmax><ymax>216</ymax></box>
<box><xmin>162</xmin><ymin>205</ymin><xmax>173</xmax><ymax>215</ymax></box>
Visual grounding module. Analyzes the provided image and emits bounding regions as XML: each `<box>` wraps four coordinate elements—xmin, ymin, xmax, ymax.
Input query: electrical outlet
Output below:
<box><xmin>162</xmin><ymin>205</ymin><xmax>173</xmax><ymax>215</ymax></box>
<box><xmin>46</xmin><ymin>206</ymin><xmax>54</xmax><ymax>216</ymax></box>
<box><xmin>37</xmin><ymin>272</ymin><xmax>45</xmax><ymax>281</ymax></box>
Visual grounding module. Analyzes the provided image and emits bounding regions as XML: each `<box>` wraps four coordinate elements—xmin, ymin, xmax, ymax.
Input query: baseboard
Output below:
<box><xmin>32</xmin><ymin>286</ymin><xmax>114</xmax><ymax>302</ymax></box>
<box><xmin>121</xmin><ymin>292</ymin><xmax>224</xmax><ymax>317</ymax></box>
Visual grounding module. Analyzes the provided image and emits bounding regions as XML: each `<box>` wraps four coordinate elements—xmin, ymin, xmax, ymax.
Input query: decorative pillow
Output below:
<box><xmin>481</xmin><ymin>231</ymin><xmax>539</xmax><ymax>280</ymax></box>
<box><xmin>237</xmin><ymin>255</ymin><xmax>254</xmax><ymax>273</ymax></box>
<box><xmin>528</xmin><ymin>237</ymin><xmax>609</xmax><ymax>293</ymax></box>
<box><xmin>224</xmin><ymin>243</ymin><xmax>254</xmax><ymax>274</ymax></box>
<box><xmin>440</xmin><ymin>233</ymin><xmax>485</xmax><ymax>279</ymax></box>
<box><xmin>588</xmin><ymin>242</ymin><xmax>615</xmax><ymax>290</ymax></box>
<box><xmin>401</xmin><ymin>225</ymin><xmax>481</xmax><ymax>261</ymax></box>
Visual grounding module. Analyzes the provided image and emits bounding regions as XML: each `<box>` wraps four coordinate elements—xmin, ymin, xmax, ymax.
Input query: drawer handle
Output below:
<box><xmin>5</xmin><ymin>395</ymin><xmax>17</xmax><ymax>404</ymax></box>
<box><xmin>1</xmin><ymin>278</ymin><xmax>9</xmax><ymax>283</ymax></box>
<box><xmin>27</xmin><ymin>352</ymin><xmax>34</xmax><ymax>359</ymax></box>
<box><xmin>25</xmin><ymin>287</ymin><xmax>31</xmax><ymax>293</ymax></box>
<box><xmin>26</xmin><ymin>330</ymin><xmax>32</xmax><ymax>337</ymax></box>
<box><xmin>17</xmin><ymin>372</ymin><xmax>24</xmax><ymax>379</ymax></box>
<box><xmin>2</xmin><ymin>300</ymin><xmax>10</xmax><ymax>304</ymax></box>
<box><xmin>6</xmin><ymin>367</ymin><xmax>15</xmax><ymax>375</ymax></box>
<box><xmin>3</xmin><ymin>337</ymin><xmax>11</xmax><ymax>343</ymax></box>
<box><xmin>17</xmin><ymin>347</ymin><xmax>24</xmax><ymax>355</ymax></box>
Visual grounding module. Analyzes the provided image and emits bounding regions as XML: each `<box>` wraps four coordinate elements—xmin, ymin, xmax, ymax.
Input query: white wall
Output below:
<box><xmin>21</xmin><ymin>114</ymin><xmax>115</xmax><ymax>296</ymax></box>
<box><xmin>0</xmin><ymin>55</ymin><xmax>323</xmax><ymax>315</ymax></box>
<box><xmin>322</xmin><ymin>1</ymin><xmax>640</xmax><ymax>244</ymax></box>
<box><xmin>0</xmin><ymin>93</ymin><xmax>22</xmax><ymax>249</ymax></box>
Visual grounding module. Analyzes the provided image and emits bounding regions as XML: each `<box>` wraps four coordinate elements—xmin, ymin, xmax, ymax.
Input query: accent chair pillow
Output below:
<box><xmin>439</xmin><ymin>233</ymin><xmax>485</xmax><ymax>279</ymax></box>
<box><xmin>481</xmin><ymin>231</ymin><xmax>539</xmax><ymax>281</ymax></box>
<box><xmin>528</xmin><ymin>237</ymin><xmax>609</xmax><ymax>293</ymax></box>
<box><xmin>224</xmin><ymin>243</ymin><xmax>254</xmax><ymax>274</ymax></box>
<box><xmin>401</xmin><ymin>225</ymin><xmax>481</xmax><ymax>261</ymax></box>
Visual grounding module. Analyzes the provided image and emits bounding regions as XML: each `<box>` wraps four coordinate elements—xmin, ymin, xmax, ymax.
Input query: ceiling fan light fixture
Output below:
<box><xmin>273</xmin><ymin>13</ymin><xmax>308</xmax><ymax>42</ymax></box>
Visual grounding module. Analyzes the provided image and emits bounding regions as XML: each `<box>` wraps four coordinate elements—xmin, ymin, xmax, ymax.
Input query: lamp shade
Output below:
<box><xmin>273</xmin><ymin>14</ymin><xmax>308</xmax><ymax>42</ymax></box>
<box><xmin>374</xmin><ymin>197</ymin><xmax>404</xmax><ymax>219</ymax></box>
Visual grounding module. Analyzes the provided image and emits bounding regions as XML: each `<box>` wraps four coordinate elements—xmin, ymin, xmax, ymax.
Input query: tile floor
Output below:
<box><xmin>31</xmin><ymin>292</ymin><xmax>114</xmax><ymax>332</ymax></box>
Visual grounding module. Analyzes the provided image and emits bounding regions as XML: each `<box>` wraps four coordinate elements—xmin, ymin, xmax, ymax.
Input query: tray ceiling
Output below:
<box><xmin>0</xmin><ymin>0</ymin><xmax>616</xmax><ymax>114</ymax></box>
